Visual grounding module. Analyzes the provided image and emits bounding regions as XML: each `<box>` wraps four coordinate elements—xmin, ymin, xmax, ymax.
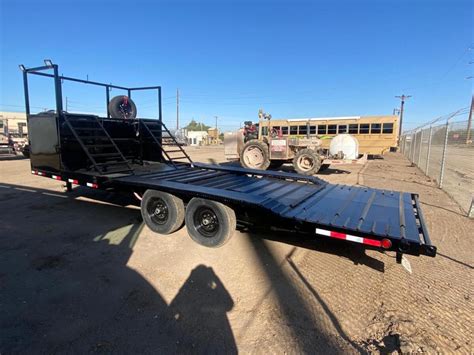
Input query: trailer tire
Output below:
<box><xmin>240</xmin><ymin>140</ymin><xmax>270</xmax><ymax>170</ymax></box>
<box><xmin>108</xmin><ymin>95</ymin><xmax>137</xmax><ymax>119</ymax></box>
<box><xmin>141</xmin><ymin>190</ymin><xmax>184</xmax><ymax>234</ymax></box>
<box><xmin>293</xmin><ymin>149</ymin><xmax>321</xmax><ymax>175</ymax></box>
<box><xmin>185</xmin><ymin>198</ymin><xmax>236</xmax><ymax>248</ymax></box>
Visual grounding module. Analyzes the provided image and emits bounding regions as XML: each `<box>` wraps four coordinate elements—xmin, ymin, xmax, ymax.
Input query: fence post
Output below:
<box><xmin>412</xmin><ymin>132</ymin><xmax>417</xmax><ymax>163</ymax></box>
<box><xmin>417</xmin><ymin>129</ymin><xmax>424</xmax><ymax>168</ymax></box>
<box><xmin>425</xmin><ymin>125</ymin><xmax>432</xmax><ymax>175</ymax></box>
<box><xmin>439</xmin><ymin>120</ymin><xmax>450</xmax><ymax>188</ymax></box>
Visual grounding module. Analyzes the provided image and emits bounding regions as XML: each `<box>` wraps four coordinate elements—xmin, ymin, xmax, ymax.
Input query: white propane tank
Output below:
<box><xmin>329</xmin><ymin>134</ymin><xmax>359</xmax><ymax>159</ymax></box>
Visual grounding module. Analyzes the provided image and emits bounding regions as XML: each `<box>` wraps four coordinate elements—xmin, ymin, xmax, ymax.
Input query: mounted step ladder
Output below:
<box><xmin>140</xmin><ymin>120</ymin><xmax>193</xmax><ymax>168</ymax></box>
<box><xmin>63</xmin><ymin>114</ymin><xmax>134</xmax><ymax>174</ymax></box>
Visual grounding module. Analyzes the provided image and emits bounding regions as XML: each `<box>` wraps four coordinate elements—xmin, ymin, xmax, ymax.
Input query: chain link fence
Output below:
<box><xmin>400</xmin><ymin>107</ymin><xmax>473</xmax><ymax>217</ymax></box>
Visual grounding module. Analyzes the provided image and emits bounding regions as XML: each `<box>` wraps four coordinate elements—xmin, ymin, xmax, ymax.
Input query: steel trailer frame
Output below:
<box><xmin>20</xmin><ymin>62</ymin><xmax>437</xmax><ymax>262</ymax></box>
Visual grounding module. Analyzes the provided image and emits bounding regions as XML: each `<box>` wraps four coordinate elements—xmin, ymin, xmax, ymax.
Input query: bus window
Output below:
<box><xmin>328</xmin><ymin>125</ymin><xmax>337</xmax><ymax>134</ymax></box>
<box><xmin>281</xmin><ymin>126</ymin><xmax>289</xmax><ymax>135</ymax></box>
<box><xmin>262</xmin><ymin>126</ymin><xmax>268</xmax><ymax>136</ymax></box>
<box><xmin>318</xmin><ymin>125</ymin><xmax>327</xmax><ymax>134</ymax></box>
<box><xmin>299</xmin><ymin>125</ymin><xmax>307</xmax><ymax>135</ymax></box>
<box><xmin>359</xmin><ymin>124</ymin><xmax>369</xmax><ymax>134</ymax></box>
<box><xmin>290</xmin><ymin>126</ymin><xmax>298</xmax><ymax>135</ymax></box>
<box><xmin>349</xmin><ymin>124</ymin><xmax>358</xmax><ymax>134</ymax></box>
<box><xmin>338</xmin><ymin>125</ymin><xmax>347</xmax><ymax>134</ymax></box>
<box><xmin>309</xmin><ymin>125</ymin><xmax>317</xmax><ymax>134</ymax></box>
<box><xmin>371</xmin><ymin>123</ymin><xmax>381</xmax><ymax>134</ymax></box>
<box><xmin>383</xmin><ymin>123</ymin><xmax>394</xmax><ymax>134</ymax></box>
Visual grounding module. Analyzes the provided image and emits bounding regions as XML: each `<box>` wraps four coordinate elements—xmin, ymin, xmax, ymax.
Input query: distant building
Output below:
<box><xmin>207</xmin><ymin>128</ymin><xmax>220</xmax><ymax>145</ymax></box>
<box><xmin>187</xmin><ymin>131</ymin><xmax>208</xmax><ymax>146</ymax></box>
<box><xmin>0</xmin><ymin>111</ymin><xmax>28</xmax><ymax>137</ymax></box>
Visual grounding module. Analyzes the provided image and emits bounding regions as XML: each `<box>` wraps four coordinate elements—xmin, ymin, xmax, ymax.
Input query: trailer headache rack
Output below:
<box><xmin>20</xmin><ymin>61</ymin><xmax>436</xmax><ymax>263</ymax></box>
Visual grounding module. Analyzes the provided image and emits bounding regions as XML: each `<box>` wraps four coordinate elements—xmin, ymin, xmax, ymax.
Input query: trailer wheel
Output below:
<box><xmin>185</xmin><ymin>198</ymin><xmax>236</xmax><ymax>248</ymax></box>
<box><xmin>108</xmin><ymin>95</ymin><xmax>137</xmax><ymax>119</ymax></box>
<box><xmin>141</xmin><ymin>190</ymin><xmax>184</xmax><ymax>234</ymax></box>
<box><xmin>240</xmin><ymin>140</ymin><xmax>270</xmax><ymax>170</ymax></box>
<box><xmin>293</xmin><ymin>149</ymin><xmax>321</xmax><ymax>175</ymax></box>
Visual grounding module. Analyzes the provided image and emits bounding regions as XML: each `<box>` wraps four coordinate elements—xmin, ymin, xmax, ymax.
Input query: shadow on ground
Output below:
<box><xmin>0</xmin><ymin>184</ymin><xmax>236</xmax><ymax>353</ymax></box>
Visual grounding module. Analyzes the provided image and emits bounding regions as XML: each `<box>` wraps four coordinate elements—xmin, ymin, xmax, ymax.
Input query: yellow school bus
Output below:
<box><xmin>259</xmin><ymin>115</ymin><xmax>399</xmax><ymax>155</ymax></box>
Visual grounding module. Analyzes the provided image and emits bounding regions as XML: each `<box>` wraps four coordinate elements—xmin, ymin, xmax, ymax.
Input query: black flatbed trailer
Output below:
<box><xmin>20</xmin><ymin>61</ymin><xmax>436</xmax><ymax>262</ymax></box>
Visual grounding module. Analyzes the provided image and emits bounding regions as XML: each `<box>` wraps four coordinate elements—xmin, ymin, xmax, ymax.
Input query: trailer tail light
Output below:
<box><xmin>68</xmin><ymin>179</ymin><xmax>79</xmax><ymax>184</ymax></box>
<box><xmin>315</xmin><ymin>228</ymin><xmax>390</xmax><ymax>249</ymax></box>
<box><xmin>86</xmin><ymin>182</ymin><xmax>99</xmax><ymax>189</ymax></box>
<box><xmin>381</xmin><ymin>238</ymin><xmax>392</xmax><ymax>249</ymax></box>
<box><xmin>51</xmin><ymin>175</ymin><xmax>62</xmax><ymax>181</ymax></box>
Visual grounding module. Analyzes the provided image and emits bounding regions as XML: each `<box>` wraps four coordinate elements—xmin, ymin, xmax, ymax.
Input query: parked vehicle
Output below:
<box><xmin>0</xmin><ymin>119</ymin><xmax>16</xmax><ymax>155</ymax></box>
<box><xmin>19</xmin><ymin>61</ymin><xmax>436</xmax><ymax>263</ymax></box>
<box><xmin>225</xmin><ymin>111</ymin><xmax>367</xmax><ymax>175</ymax></box>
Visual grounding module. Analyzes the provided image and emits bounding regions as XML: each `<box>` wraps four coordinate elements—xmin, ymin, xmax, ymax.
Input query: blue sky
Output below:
<box><xmin>1</xmin><ymin>0</ymin><xmax>472</xmax><ymax>132</ymax></box>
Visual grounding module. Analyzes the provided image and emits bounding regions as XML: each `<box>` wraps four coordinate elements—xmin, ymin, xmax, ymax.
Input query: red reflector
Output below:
<box><xmin>363</xmin><ymin>238</ymin><xmax>382</xmax><ymax>247</ymax></box>
<box><xmin>381</xmin><ymin>239</ymin><xmax>392</xmax><ymax>249</ymax></box>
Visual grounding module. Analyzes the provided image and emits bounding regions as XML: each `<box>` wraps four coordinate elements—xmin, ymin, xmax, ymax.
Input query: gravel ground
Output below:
<box><xmin>0</xmin><ymin>148</ymin><xmax>472</xmax><ymax>353</ymax></box>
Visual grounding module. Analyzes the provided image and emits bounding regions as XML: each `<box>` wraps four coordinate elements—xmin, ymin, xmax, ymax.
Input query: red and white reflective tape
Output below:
<box><xmin>315</xmin><ymin>228</ymin><xmax>392</xmax><ymax>249</ymax></box>
<box><xmin>68</xmin><ymin>179</ymin><xmax>79</xmax><ymax>184</ymax></box>
<box><xmin>51</xmin><ymin>175</ymin><xmax>62</xmax><ymax>181</ymax></box>
<box><xmin>86</xmin><ymin>182</ymin><xmax>99</xmax><ymax>189</ymax></box>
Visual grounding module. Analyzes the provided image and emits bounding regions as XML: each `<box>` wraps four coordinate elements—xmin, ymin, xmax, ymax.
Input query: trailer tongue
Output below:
<box><xmin>21</xmin><ymin>62</ymin><xmax>436</xmax><ymax>264</ymax></box>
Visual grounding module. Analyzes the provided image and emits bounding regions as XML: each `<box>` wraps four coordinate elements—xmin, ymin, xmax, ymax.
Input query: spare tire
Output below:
<box><xmin>108</xmin><ymin>95</ymin><xmax>137</xmax><ymax>119</ymax></box>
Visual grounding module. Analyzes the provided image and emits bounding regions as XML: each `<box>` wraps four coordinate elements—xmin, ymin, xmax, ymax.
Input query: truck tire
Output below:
<box><xmin>240</xmin><ymin>140</ymin><xmax>270</xmax><ymax>170</ymax></box>
<box><xmin>185</xmin><ymin>198</ymin><xmax>236</xmax><ymax>248</ymax></box>
<box><xmin>108</xmin><ymin>95</ymin><xmax>137</xmax><ymax>119</ymax></box>
<box><xmin>22</xmin><ymin>145</ymin><xmax>30</xmax><ymax>158</ymax></box>
<box><xmin>293</xmin><ymin>149</ymin><xmax>322</xmax><ymax>175</ymax></box>
<box><xmin>141</xmin><ymin>190</ymin><xmax>185</xmax><ymax>234</ymax></box>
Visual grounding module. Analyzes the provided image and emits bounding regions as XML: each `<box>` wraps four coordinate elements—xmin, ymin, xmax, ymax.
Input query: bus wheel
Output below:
<box><xmin>240</xmin><ymin>140</ymin><xmax>270</xmax><ymax>170</ymax></box>
<box><xmin>318</xmin><ymin>164</ymin><xmax>330</xmax><ymax>172</ymax></box>
<box><xmin>269</xmin><ymin>160</ymin><xmax>286</xmax><ymax>170</ymax></box>
<box><xmin>185</xmin><ymin>198</ymin><xmax>236</xmax><ymax>248</ymax></box>
<box><xmin>293</xmin><ymin>149</ymin><xmax>321</xmax><ymax>175</ymax></box>
<box><xmin>141</xmin><ymin>190</ymin><xmax>185</xmax><ymax>234</ymax></box>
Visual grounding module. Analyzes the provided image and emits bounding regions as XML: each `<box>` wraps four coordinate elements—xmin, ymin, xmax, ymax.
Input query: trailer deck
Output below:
<box><xmin>20</xmin><ymin>61</ymin><xmax>436</xmax><ymax>262</ymax></box>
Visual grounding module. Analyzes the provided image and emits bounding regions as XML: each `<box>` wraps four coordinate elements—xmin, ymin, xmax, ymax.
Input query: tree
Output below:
<box><xmin>185</xmin><ymin>119</ymin><xmax>210</xmax><ymax>131</ymax></box>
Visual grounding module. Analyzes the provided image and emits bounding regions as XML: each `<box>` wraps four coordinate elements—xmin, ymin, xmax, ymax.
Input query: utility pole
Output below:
<box><xmin>214</xmin><ymin>116</ymin><xmax>218</xmax><ymax>130</ymax></box>
<box><xmin>176</xmin><ymin>89</ymin><xmax>179</xmax><ymax>130</ymax></box>
<box><xmin>395</xmin><ymin>94</ymin><xmax>411</xmax><ymax>145</ymax></box>
<box><xmin>65</xmin><ymin>96</ymin><xmax>68</xmax><ymax>111</ymax></box>
<box><xmin>466</xmin><ymin>95</ymin><xmax>473</xmax><ymax>143</ymax></box>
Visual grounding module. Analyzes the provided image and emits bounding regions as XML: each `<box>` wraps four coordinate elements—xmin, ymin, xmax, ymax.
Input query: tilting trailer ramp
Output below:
<box><xmin>21</xmin><ymin>62</ymin><xmax>436</xmax><ymax>264</ymax></box>
<box><xmin>111</xmin><ymin>163</ymin><xmax>436</xmax><ymax>261</ymax></box>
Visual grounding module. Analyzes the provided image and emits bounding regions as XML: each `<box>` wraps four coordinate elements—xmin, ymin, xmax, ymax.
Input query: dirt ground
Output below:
<box><xmin>0</xmin><ymin>147</ymin><xmax>472</xmax><ymax>354</ymax></box>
